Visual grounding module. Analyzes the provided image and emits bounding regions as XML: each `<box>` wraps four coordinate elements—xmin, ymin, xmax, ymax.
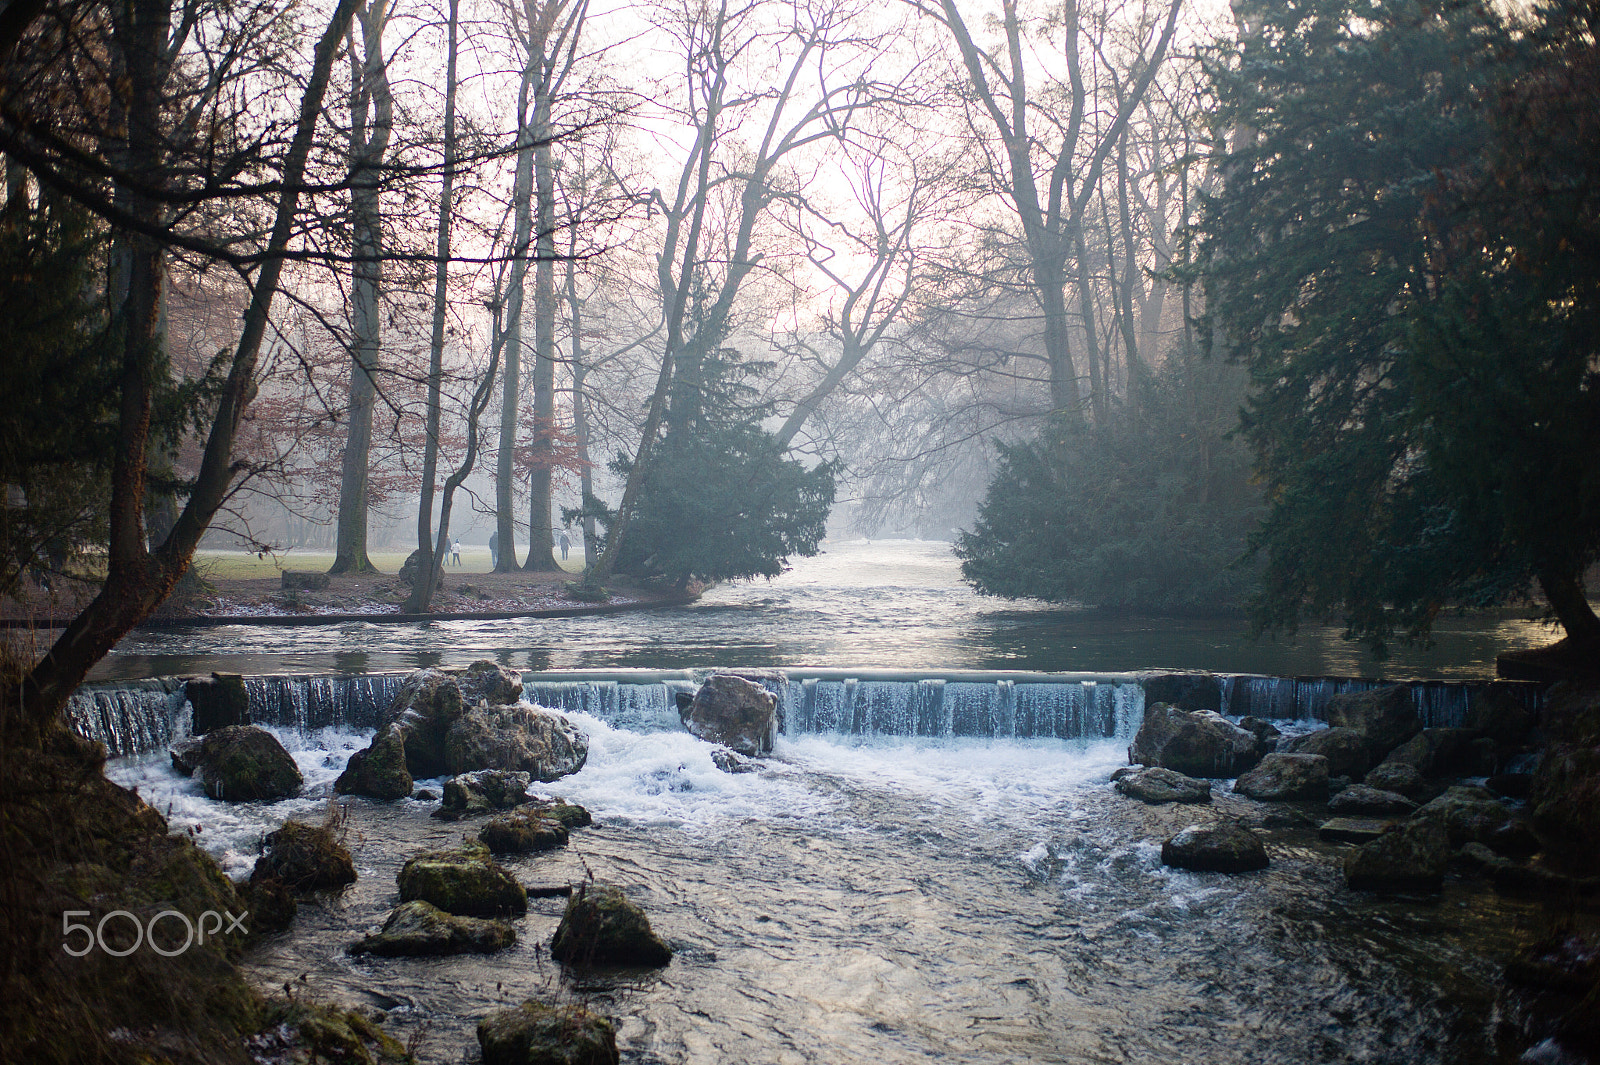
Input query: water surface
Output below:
<box><xmin>92</xmin><ymin>540</ymin><xmax>1557</xmax><ymax>682</ymax></box>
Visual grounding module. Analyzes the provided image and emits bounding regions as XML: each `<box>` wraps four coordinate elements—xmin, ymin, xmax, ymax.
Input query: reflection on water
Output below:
<box><xmin>92</xmin><ymin>540</ymin><xmax>1560</xmax><ymax>682</ymax></box>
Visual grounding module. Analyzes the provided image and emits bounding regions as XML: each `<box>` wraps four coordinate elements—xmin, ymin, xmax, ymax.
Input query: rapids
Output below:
<box><xmin>107</xmin><ymin>712</ymin><xmax>1548</xmax><ymax>1064</ymax></box>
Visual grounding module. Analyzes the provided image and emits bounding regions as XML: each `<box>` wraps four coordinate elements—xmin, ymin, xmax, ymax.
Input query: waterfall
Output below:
<box><xmin>74</xmin><ymin>666</ymin><xmax>1546</xmax><ymax>759</ymax></box>
<box><xmin>66</xmin><ymin>679</ymin><xmax>190</xmax><ymax>758</ymax></box>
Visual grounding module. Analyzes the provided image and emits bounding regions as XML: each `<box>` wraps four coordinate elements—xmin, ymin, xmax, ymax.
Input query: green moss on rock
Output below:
<box><xmin>336</xmin><ymin>725</ymin><xmax>413</xmax><ymax>801</ymax></box>
<box><xmin>396</xmin><ymin>841</ymin><xmax>527</xmax><ymax>916</ymax></box>
<box><xmin>250</xmin><ymin>998</ymin><xmax>412</xmax><ymax>1064</ymax></box>
<box><xmin>550</xmin><ymin>882</ymin><xmax>671</xmax><ymax>967</ymax></box>
<box><xmin>480</xmin><ymin>811</ymin><xmax>569</xmax><ymax>854</ymax></box>
<box><xmin>253</xmin><ymin>817</ymin><xmax>357</xmax><ymax>891</ymax></box>
<box><xmin>477</xmin><ymin>1000</ymin><xmax>619</xmax><ymax>1065</ymax></box>
<box><xmin>351</xmin><ymin>899</ymin><xmax>515</xmax><ymax>957</ymax></box>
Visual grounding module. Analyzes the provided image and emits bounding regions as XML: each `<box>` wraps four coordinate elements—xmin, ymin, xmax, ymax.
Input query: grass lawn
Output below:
<box><xmin>190</xmin><ymin>547</ymin><xmax>586</xmax><ymax>579</ymax></box>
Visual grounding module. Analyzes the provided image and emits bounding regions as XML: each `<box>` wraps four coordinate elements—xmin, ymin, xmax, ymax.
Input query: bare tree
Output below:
<box><xmin>329</xmin><ymin>0</ymin><xmax>394</xmax><ymax>574</ymax></box>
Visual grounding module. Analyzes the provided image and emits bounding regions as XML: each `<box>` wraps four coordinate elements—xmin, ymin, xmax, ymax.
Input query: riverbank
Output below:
<box><xmin>3</xmin><ymin>549</ymin><xmax>700</xmax><ymax>629</ymax></box>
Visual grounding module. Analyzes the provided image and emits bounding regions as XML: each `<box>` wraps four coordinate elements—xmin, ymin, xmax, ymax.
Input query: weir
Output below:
<box><xmin>67</xmin><ymin>667</ymin><xmax>1543</xmax><ymax>758</ymax></box>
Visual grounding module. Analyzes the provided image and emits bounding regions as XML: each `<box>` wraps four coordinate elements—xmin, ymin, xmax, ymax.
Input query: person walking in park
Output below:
<box><xmin>559</xmin><ymin>529</ymin><xmax>570</xmax><ymax>561</ymax></box>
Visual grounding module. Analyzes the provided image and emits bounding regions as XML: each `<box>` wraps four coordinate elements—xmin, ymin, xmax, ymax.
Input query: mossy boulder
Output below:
<box><xmin>351</xmin><ymin>900</ymin><xmax>515</xmax><ymax>957</ymax></box>
<box><xmin>522</xmin><ymin>797</ymin><xmax>592</xmax><ymax>829</ymax></box>
<box><xmin>460</xmin><ymin>660</ymin><xmax>524</xmax><ymax>707</ymax></box>
<box><xmin>1160</xmin><ymin>822</ymin><xmax>1269</xmax><ymax>873</ymax></box>
<box><xmin>477</xmin><ymin>1000</ymin><xmax>619</xmax><ymax>1065</ymax></box>
<box><xmin>550</xmin><ymin>882</ymin><xmax>672</xmax><ymax>967</ymax></box>
<box><xmin>1362</xmin><ymin>761</ymin><xmax>1435</xmax><ymax>801</ymax></box>
<box><xmin>252</xmin><ymin>817</ymin><xmax>357</xmax><ymax>891</ymax></box>
<box><xmin>443</xmin><ymin>704</ymin><xmax>589</xmax><ymax>780</ymax></box>
<box><xmin>480</xmin><ymin>810</ymin><xmax>569</xmax><ymax>854</ymax></box>
<box><xmin>1285</xmin><ymin>727</ymin><xmax>1370</xmax><ymax>779</ymax></box>
<box><xmin>1413</xmin><ymin>785</ymin><xmax>1530</xmax><ymax>853</ymax></box>
<box><xmin>1327</xmin><ymin>785</ymin><xmax>1418</xmax><ymax>816</ymax></box>
<box><xmin>172</xmin><ymin>724</ymin><xmax>302</xmax><ymax>802</ymax></box>
<box><xmin>238</xmin><ymin>874</ymin><xmax>297</xmax><ymax>935</ymax></box>
<box><xmin>1113</xmin><ymin>766</ymin><xmax>1212</xmax><ymax>804</ymax></box>
<box><xmin>1127</xmin><ymin>703</ymin><xmax>1265</xmax><ymax>778</ymax></box>
<box><xmin>249</xmin><ymin>998</ymin><xmax>411</xmax><ymax>1064</ymax></box>
<box><xmin>1343</xmin><ymin>819</ymin><xmax>1450</xmax><ymax>893</ymax></box>
<box><xmin>434</xmin><ymin>769</ymin><xmax>532</xmax><ymax>820</ymax></box>
<box><xmin>397</xmin><ymin>841</ymin><xmax>527</xmax><ymax>916</ymax></box>
<box><xmin>388</xmin><ymin>667</ymin><xmax>468</xmax><ymax>777</ymax></box>
<box><xmin>336</xmin><ymin>724</ymin><xmax>413</xmax><ymax>801</ymax></box>
<box><xmin>1381</xmin><ymin>727</ymin><xmax>1488</xmax><ymax>778</ymax></box>
<box><xmin>1234</xmin><ymin>752</ymin><xmax>1330</xmax><ymax>801</ymax></box>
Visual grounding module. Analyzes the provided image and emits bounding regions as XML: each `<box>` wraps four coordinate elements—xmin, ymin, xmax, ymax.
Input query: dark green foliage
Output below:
<box><xmin>1197</xmin><ymin>0</ymin><xmax>1600</xmax><ymax>653</ymax></box>
<box><xmin>956</xmin><ymin>360</ymin><xmax>1261</xmax><ymax>613</ymax></box>
<box><xmin>595</xmin><ymin>346</ymin><xmax>836</xmax><ymax>588</ymax></box>
<box><xmin>0</xmin><ymin>197</ymin><xmax>117</xmax><ymax>598</ymax></box>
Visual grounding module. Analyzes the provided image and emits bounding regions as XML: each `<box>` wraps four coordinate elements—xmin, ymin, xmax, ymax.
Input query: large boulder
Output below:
<box><xmin>1285</xmin><ymin>727</ymin><xmax>1370</xmax><ymax>779</ymax></box>
<box><xmin>477</xmin><ymin>1001</ymin><xmax>619</xmax><ymax>1065</ymax></box>
<box><xmin>1327</xmin><ymin>785</ymin><xmax>1418</xmax><ymax>817</ymax></box>
<box><xmin>251</xmin><ymin>818</ymin><xmax>357</xmax><ymax>891</ymax></box>
<box><xmin>480</xmin><ymin>809</ymin><xmax>569</xmax><ymax>854</ymax></box>
<box><xmin>334</xmin><ymin>724</ymin><xmax>412</xmax><ymax>801</ymax></box>
<box><xmin>443</xmin><ymin>704</ymin><xmax>588</xmax><ymax>780</ymax></box>
<box><xmin>1530</xmin><ymin>681</ymin><xmax>1600</xmax><ymax>856</ymax></box>
<box><xmin>1362</xmin><ymin>761</ymin><xmax>1434</xmax><ymax>801</ymax></box>
<box><xmin>1344</xmin><ymin>819</ymin><xmax>1450</xmax><ymax>893</ymax></box>
<box><xmin>434</xmin><ymin>770</ymin><xmax>532</xmax><ymax>820</ymax></box>
<box><xmin>459</xmin><ymin>660</ymin><xmax>524</xmax><ymax>707</ymax></box>
<box><xmin>1234</xmin><ymin>752</ymin><xmax>1330</xmax><ymax>801</ymax></box>
<box><xmin>337</xmin><ymin>664</ymin><xmax>587</xmax><ymax>795</ymax></box>
<box><xmin>351</xmin><ymin>900</ymin><xmax>515</xmax><ymax>957</ymax></box>
<box><xmin>550</xmin><ymin>882</ymin><xmax>672</xmax><ymax>967</ymax></box>
<box><xmin>1466</xmin><ymin>684</ymin><xmax>1539</xmax><ymax>751</ymax></box>
<box><xmin>1413</xmin><ymin>785</ymin><xmax>1536</xmax><ymax>855</ymax></box>
<box><xmin>1381</xmin><ymin>727</ymin><xmax>1489</xmax><ymax>778</ymax></box>
<box><xmin>170</xmin><ymin>725</ymin><xmax>301</xmax><ymax>802</ymax></box>
<box><xmin>1326</xmin><ymin>684</ymin><xmax>1422</xmax><ymax>761</ymax></box>
<box><xmin>679</xmin><ymin>674</ymin><xmax>776</xmax><ymax>756</ymax></box>
<box><xmin>387</xmin><ymin>667</ymin><xmax>468</xmax><ymax>777</ymax></box>
<box><xmin>522</xmin><ymin>797</ymin><xmax>592</xmax><ymax>829</ymax></box>
<box><xmin>1160</xmin><ymin>822</ymin><xmax>1269</xmax><ymax>873</ymax></box>
<box><xmin>1127</xmin><ymin>704</ymin><xmax>1266</xmax><ymax>778</ymax></box>
<box><xmin>1113</xmin><ymin>766</ymin><xmax>1212</xmax><ymax>805</ymax></box>
<box><xmin>397</xmin><ymin>841</ymin><xmax>527</xmax><ymax>917</ymax></box>
<box><xmin>185</xmin><ymin>673</ymin><xmax>250</xmax><ymax>734</ymax></box>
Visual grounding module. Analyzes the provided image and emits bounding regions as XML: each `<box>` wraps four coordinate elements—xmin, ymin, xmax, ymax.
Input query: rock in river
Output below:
<box><xmin>1234</xmin><ymin>753</ymin><xmax>1330</xmax><ymax>802</ymax></box>
<box><xmin>397</xmin><ymin>841</ymin><xmax>527</xmax><ymax>917</ymax></box>
<box><xmin>1127</xmin><ymin>704</ymin><xmax>1265</xmax><ymax>778</ymax></box>
<box><xmin>478</xmin><ymin>1000</ymin><xmax>619</xmax><ymax>1065</ymax></box>
<box><xmin>1160</xmin><ymin>822</ymin><xmax>1270</xmax><ymax>873</ymax></box>
<box><xmin>251</xmin><ymin>818</ymin><xmax>357</xmax><ymax>891</ymax></box>
<box><xmin>170</xmin><ymin>725</ymin><xmax>302</xmax><ymax>802</ymax></box>
<box><xmin>1114</xmin><ymin>766</ymin><xmax>1212</xmax><ymax>805</ymax></box>
<box><xmin>551</xmin><ymin>882</ymin><xmax>672</xmax><ymax>967</ymax></box>
<box><xmin>679</xmin><ymin>674</ymin><xmax>777</xmax><ymax>756</ymax></box>
<box><xmin>479</xmin><ymin>809</ymin><xmax>569</xmax><ymax>854</ymax></box>
<box><xmin>352</xmin><ymin>900</ymin><xmax>515</xmax><ymax>957</ymax></box>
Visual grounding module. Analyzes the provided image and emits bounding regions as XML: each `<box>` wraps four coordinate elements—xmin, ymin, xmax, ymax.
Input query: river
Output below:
<box><xmin>91</xmin><ymin>540</ymin><xmax>1570</xmax><ymax>1063</ymax></box>
<box><xmin>92</xmin><ymin>539</ymin><xmax>1557</xmax><ymax>682</ymax></box>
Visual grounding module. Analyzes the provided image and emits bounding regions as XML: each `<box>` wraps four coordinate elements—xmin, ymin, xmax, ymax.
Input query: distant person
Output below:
<box><xmin>559</xmin><ymin>529</ymin><xmax>570</xmax><ymax>561</ymax></box>
<box><xmin>488</xmin><ymin>530</ymin><xmax>499</xmax><ymax>569</ymax></box>
<box><xmin>451</xmin><ymin>538</ymin><xmax>461</xmax><ymax>566</ymax></box>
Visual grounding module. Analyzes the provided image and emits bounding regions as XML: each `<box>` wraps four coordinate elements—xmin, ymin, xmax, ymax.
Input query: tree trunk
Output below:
<box><xmin>405</xmin><ymin>0</ymin><xmax>458</xmax><ymax>613</ymax></box>
<box><xmin>1539</xmin><ymin>569</ymin><xmax>1600</xmax><ymax>647</ymax></box>
<box><xmin>496</xmin><ymin>79</ymin><xmax>535</xmax><ymax>572</ymax></box>
<box><xmin>330</xmin><ymin>2</ymin><xmax>391</xmax><ymax>576</ymax></box>
<box><xmin>16</xmin><ymin>0</ymin><xmax>360</xmax><ymax>727</ymax></box>
<box><xmin>566</xmin><ymin>258</ymin><xmax>598</xmax><ymax>562</ymax></box>
<box><xmin>523</xmin><ymin>89</ymin><xmax>558</xmax><ymax>571</ymax></box>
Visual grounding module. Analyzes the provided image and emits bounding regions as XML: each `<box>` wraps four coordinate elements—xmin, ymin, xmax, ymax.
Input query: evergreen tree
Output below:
<box><xmin>956</xmin><ymin>359</ymin><xmax>1261</xmax><ymax>613</ymax></box>
<box><xmin>593</xmin><ymin>345</ymin><xmax>837</xmax><ymax>589</ymax></box>
<box><xmin>1198</xmin><ymin>0</ymin><xmax>1600</xmax><ymax>662</ymax></box>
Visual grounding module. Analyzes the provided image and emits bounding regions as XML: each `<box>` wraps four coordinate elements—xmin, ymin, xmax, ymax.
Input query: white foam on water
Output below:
<box><xmin>777</xmin><ymin>731</ymin><xmax>1128</xmax><ymax>821</ymax></box>
<box><xmin>533</xmin><ymin>711</ymin><xmax>842</xmax><ymax>831</ymax></box>
<box><xmin>105</xmin><ymin>724</ymin><xmax>373</xmax><ymax>880</ymax></box>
